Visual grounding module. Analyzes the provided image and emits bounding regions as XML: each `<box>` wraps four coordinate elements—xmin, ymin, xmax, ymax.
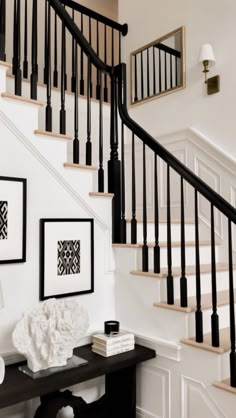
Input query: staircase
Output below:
<box><xmin>0</xmin><ymin>0</ymin><xmax>236</xmax><ymax>417</ymax></box>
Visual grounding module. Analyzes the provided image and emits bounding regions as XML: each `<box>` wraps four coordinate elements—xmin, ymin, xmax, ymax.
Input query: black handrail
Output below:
<box><xmin>49</xmin><ymin>0</ymin><xmax>112</xmax><ymax>74</ymax></box>
<box><xmin>61</xmin><ymin>0</ymin><xmax>128</xmax><ymax>36</ymax></box>
<box><xmin>116</xmin><ymin>63</ymin><xmax>236</xmax><ymax>225</ymax></box>
<box><xmin>49</xmin><ymin>0</ymin><xmax>236</xmax><ymax>226</ymax></box>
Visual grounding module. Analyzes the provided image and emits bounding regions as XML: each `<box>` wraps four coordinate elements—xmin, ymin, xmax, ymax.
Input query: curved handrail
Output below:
<box><xmin>62</xmin><ymin>0</ymin><xmax>128</xmax><ymax>36</ymax></box>
<box><xmin>116</xmin><ymin>63</ymin><xmax>236</xmax><ymax>224</ymax></box>
<box><xmin>49</xmin><ymin>0</ymin><xmax>112</xmax><ymax>74</ymax></box>
<box><xmin>49</xmin><ymin>0</ymin><xmax>236</xmax><ymax>225</ymax></box>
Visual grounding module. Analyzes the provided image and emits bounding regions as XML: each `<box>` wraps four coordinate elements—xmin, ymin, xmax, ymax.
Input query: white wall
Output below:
<box><xmin>0</xmin><ymin>67</ymin><xmax>115</xmax><ymax>417</ymax></box>
<box><xmin>119</xmin><ymin>0</ymin><xmax>236</xmax><ymax>160</ymax></box>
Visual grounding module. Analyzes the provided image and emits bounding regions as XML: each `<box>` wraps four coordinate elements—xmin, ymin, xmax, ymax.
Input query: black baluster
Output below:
<box><xmin>141</xmin><ymin>51</ymin><xmax>144</xmax><ymax>100</ymax></box>
<box><xmin>228</xmin><ymin>220</ymin><xmax>236</xmax><ymax>387</ymax></box>
<box><xmin>53</xmin><ymin>11</ymin><xmax>58</xmax><ymax>88</ymax></box>
<box><xmin>153</xmin><ymin>47</ymin><xmax>156</xmax><ymax>96</ymax></box>
<box><xmin>164</xmin><ymin>51</ymin><xmax>167</xmax><ymax>90</ymax></box>
<box><xmin>0</xmin><ymin>0</ymin><xmax>6</xmax><ymax>61</ymax></box>
<box><xmin>13</xmin><ymin>0</ymin><xmax>17</xmax><ymax>74</ymax></box>
<box><xmin>108</xmin><ymin>74</ymin><xmax>121</xmax><ymax>243</ymax></box>
<box><xmin>71</xmin><ymin>9</ymin><xmax>75</xmax><ymax>92</ymax></box>
<box><xmin>45</xmin><ymin>0</ymin><xmax>52</xmax><ymax>132</ymax></box>
<box><xmin>23</xmin><ymin>0</ymin><xmax>28</xmax><ymax>78</ymax></box>
<box><xmin>86</xmin><ymin>55</ymin><xmax>92</xmax><ymax>165</ymax></box>
<box><xmin>154</xmin><ymin>154</ymin><xmax>160</xmax><ymax>273</ymax></box>
<box><xmin>15</xmin><ymin>0</ymin><xmax>22</xmax><ymax>96</ymax></box>
<box><xmin>63</xmin><ymin>4</ymin><xmax>67</xmax><ymax>91</ymax></box>
<box><xmin>167</xmin><ymin>164</ymin><xmax>174</xmax><ymax>304</ymax></box>
<box><xmin>30</xmin><ymin>0</ymin><xmax>38</xmax><ymax>100</ymax></box>
<box><xmin>119</xmin><ymin>31</ymin><xmax>122</xmax><ymax>64</ymax></box>
<box><xmin>195</xmin><ymin>190</ymin><xmax>203</xmax><ymax>343</ymax></box>
<box><xmin>43</xmin><ymin>0</ymin><xmax>48</xmax><ymax>84</ymax></box>
<box><xmin>111</xmin><ymin>27</ymin><xmax>114</xmax><ymax>67</ymax></box>
<box><xmin>104</xmin><ymin>24</ymin><xmax>108</xmax><ymax>102</ymax></box>
<box><xmin>134</xmin><ymin>54</ymin><xmax>138</xmax><ymax>102</ymax></box>
<box><xmin>80</xmin><ymin>13</ymin><xmax>84</xmax><ymax>95</ymax></box>
<box><xmin>175</xmin><ymin>56</ymin><xmax>178</xmax><ymax>87</ymax></box>
<box><xmin>96</xmin><ymin>21</ymin><xmax>100</xmax><ymax>100</ymax></box>
<box><xmin>60</xmin><ymin>19</ymin><xmax>66</xmax><ymax>134</ymax></box>
<box><xmin>180</xmin><ymin>177</ymin><xmax>187</xmax><ymax>307</ymax></box>
<box><xmin>98</xmin><ymin>71</ymin><xmax>104</xmax><ymax>192</ymax></box>
<box><xmin>211</xmin><ymin>203</ymin><xmax>220</xmax><ymax>347</ymax></box>
<box><xmin>142</xmin><ymin>143</ymin><xmax>148</xmax><ymax>272</ymax></box>
<box><xmin>131</xmin><ymin>133</ymin><xmax>137</xmax><ymax>244</ymax></box>
<box><xmin>73</xmin><ymin>42</ymin><xmax>79</xmax><ymax>164</ymax></box>
<box><xmin>89</xmin><ymin>17</ymin><xmax>92</xmax><ymax>97</ymax></box>
<box><xmin>147</xmin><ymin>48</ymin><xmax>150</xmax><ymax>98</ymax></box>
<box><xmin>170</xmin><ymin>55</ymin><xmax>173</xmax><ymax>89</ymax></box>
<box><xmin>159</xmin><ymin>49</ymin><xmax>162</xmax><ymax>93</ymax></box>
<box><xmin>120</xmin><ymin>122</ymin><xmax>126</xmax><ymax>243</ymax></box>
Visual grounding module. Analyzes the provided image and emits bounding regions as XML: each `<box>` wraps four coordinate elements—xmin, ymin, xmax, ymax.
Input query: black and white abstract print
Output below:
<box><xmin>57</xmin><ymin>240</ymin><xmax>80</xmax><ymax>276</ymax></box>
<box><xmin>0</xmin><ymin>201</ymin><xmax>8</xmax><ymax>240</ymax></box>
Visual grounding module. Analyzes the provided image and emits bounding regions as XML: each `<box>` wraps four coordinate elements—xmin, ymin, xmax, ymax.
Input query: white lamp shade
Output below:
<box><xmin>199</xmin><ymin>43</ymin><xmax>216</xmax><ymax>66</ymax></box>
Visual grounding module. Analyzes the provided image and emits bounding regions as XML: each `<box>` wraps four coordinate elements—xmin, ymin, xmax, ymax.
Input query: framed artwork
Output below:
<box><xmin>40</xmin><ymin>219</ymin><xmax>94</xmax><ymax>300</ymax></box>
<box><xmin>0</xmin><ymin>176</ymin><xmax>27</xmax><ymax>264</ymax></box>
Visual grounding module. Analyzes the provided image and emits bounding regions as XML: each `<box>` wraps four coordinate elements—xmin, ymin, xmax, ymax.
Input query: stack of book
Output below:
<box><xmin>92</xmin><ymin>331</ymin><xmax>135</xmax><ymax>357</ymax></box>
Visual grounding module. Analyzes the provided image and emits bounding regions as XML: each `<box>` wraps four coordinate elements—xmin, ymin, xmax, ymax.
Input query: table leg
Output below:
<box><xmin>105</xmin><ymin>365</ymin><xmax>136</xmax><ymax>418</ymax></box>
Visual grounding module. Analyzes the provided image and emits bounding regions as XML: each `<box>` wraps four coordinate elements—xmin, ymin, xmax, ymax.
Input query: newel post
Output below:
<box><xmin>108</xmin><ymin>72</ymin><xmax>121</xmax><ymax>243</ymax></box>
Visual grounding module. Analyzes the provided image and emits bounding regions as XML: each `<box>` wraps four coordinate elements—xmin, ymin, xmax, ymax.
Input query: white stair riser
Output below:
<box><xmin>220</xmin><ymin>350</ymin><xmax>231</xmax><ymax>381</ymax></box>
<box><xmin>159</xmin><ymin>270</ymin><xmax>233</xmax><ymax>300</ymax></box>
<box><xmin>126</xmin><ymin>222</ymin><xmax>195</xmax><ymax>243</ymax></box>
<box><xmin>136</xmin><ymin>245</ymin><xmax>220</xmax><ymax>270</ymax></box>
<box><xmin>114</xmin><ymin>245</ymin><xmax>220</xmax><ymax>272</ymax></box>
<box><xmin>0</xmin><ymin>67</ymin><xmax>7</xmax><ymax>93</ymax></box>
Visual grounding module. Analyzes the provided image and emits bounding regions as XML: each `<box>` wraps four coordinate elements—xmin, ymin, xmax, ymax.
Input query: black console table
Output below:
<box><xmin>0</xmin><ymin>344</ymin><xmax>156</xmax><ymax>418</ymax></box>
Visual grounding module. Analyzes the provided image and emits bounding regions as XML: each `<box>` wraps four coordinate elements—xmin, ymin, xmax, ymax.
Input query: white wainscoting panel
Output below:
<box><xmin>194</xmin><ymin>157</ymin><xmax>223</xmax><ymax>238</ymax></box>
<box><xmin>181</xmin><ymin>376</ymin><xmax>226</xmax><ymax>418</ymax></box>
<box><xmin>137</xmin><ymin>365</ymin><xmax>170</xmax><ymax>418</ymax></box>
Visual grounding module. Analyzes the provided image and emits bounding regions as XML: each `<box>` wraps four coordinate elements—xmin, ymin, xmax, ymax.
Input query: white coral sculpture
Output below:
<box><xmin>12</xmin><ymin>299</ymin><xmax>89</xmax><ymax>373</ymax></box>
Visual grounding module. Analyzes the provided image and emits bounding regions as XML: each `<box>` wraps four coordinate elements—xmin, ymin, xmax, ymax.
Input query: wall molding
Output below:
<box><xmin>181</xmin><ymin>375</ymin><xmax>227</xmax><ymax>418</ymax></box>
<box><xmin>157</xmin><ymin>127</ymin><xmax>236</xmax><ymax>176</ymax></box>
<box><xmin>134</xmin><ymin>332</ymin><xmax>181</xmax><ymax>362</ymax></box>
<box><xmin>0</xmin><ymin>110</ymin><xmax>109</xmax><ymax>232</ymax></box>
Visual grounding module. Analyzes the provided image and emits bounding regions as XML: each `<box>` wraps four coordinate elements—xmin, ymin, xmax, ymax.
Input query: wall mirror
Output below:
<box><xmin>130</xmin><ymin>27</ymin><xmax>186</xmax><ymax>105</ymax></box>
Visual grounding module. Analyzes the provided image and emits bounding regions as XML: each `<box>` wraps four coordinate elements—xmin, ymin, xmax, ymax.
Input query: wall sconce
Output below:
<box><xmin>199</xmin><ymin>43</ymin><xmax>220</xmax><ymax>95</ymax></box>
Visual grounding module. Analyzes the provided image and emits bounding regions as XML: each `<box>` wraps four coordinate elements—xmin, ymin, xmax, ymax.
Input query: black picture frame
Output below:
<box><xmin>40</xmin><ymin>218</ymin><xmax>94</xmax><ymax>300</ymax></box>
<box><xmin>0</xmin><ymin>176</ymin><xmax>27</xmax><ymax>264</ymax></box>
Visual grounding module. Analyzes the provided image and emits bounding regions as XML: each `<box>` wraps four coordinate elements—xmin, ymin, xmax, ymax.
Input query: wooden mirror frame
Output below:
<box><xmin>130</xmin><ymin>26</ymin><xmax>186</xmax><ymax>106</ymax></box>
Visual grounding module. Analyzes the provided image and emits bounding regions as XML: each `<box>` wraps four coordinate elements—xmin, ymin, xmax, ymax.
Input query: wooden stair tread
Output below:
<box><xmin>34</xmin><ymin>129</ymin><xmax>72</xmax><ymax>141</ymax></box>
<box><xmin>0</xmin><ymin>61</ymin><xmax>12</xmax><ymax>69</ymax></box>
<box><xmin>181</xmin><ymin>328</ymin><xmax>230</xmax><ymax>354</ymax></box>
<box><xmin>89</xmin><ymin>192</ymin><xmax>114</xmax><ymax>198</ymax></box>
<box><xmin>130</xmin><ymin>263</ymin><xmax>233</xmax><ymax>279</ymax></box>
<box><xmin>113</xmin><ymin>240</ymin><xmax>220</xmax><ymax>249</ymax></box>
<box><xmin>64</xmin><ymin>162</ymin><xmax>97</xmax><ymax>171</ymax></box>
<box><xmin>213</xmin><ymin>379</ymin><xmax>236</xmax><ymax>395</ymax></box>
<box><xmin>1</xmin><ymin>92</ymin><xmax>44</xmax><ymax>106</ymax></box>
<box><xmin>154</xmin><ymin>289</ymin><xmax>236</xmax><ymax>313</ymax></box>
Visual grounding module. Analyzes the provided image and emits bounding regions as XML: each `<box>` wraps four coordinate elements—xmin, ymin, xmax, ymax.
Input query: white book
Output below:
<box><xmin>92</xmin><ymin>331</ymin><xmax>134</xmax><ymax>347</ymax></box>
<box><xmin>92</xmin><ymin>341</ymin><xmax>135</xmax><ymax>354</ymax></box>
<box><xmin>92</xmin><ymin>345</ymin><xmax>134</xmax><ymax>357</ymax></box>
